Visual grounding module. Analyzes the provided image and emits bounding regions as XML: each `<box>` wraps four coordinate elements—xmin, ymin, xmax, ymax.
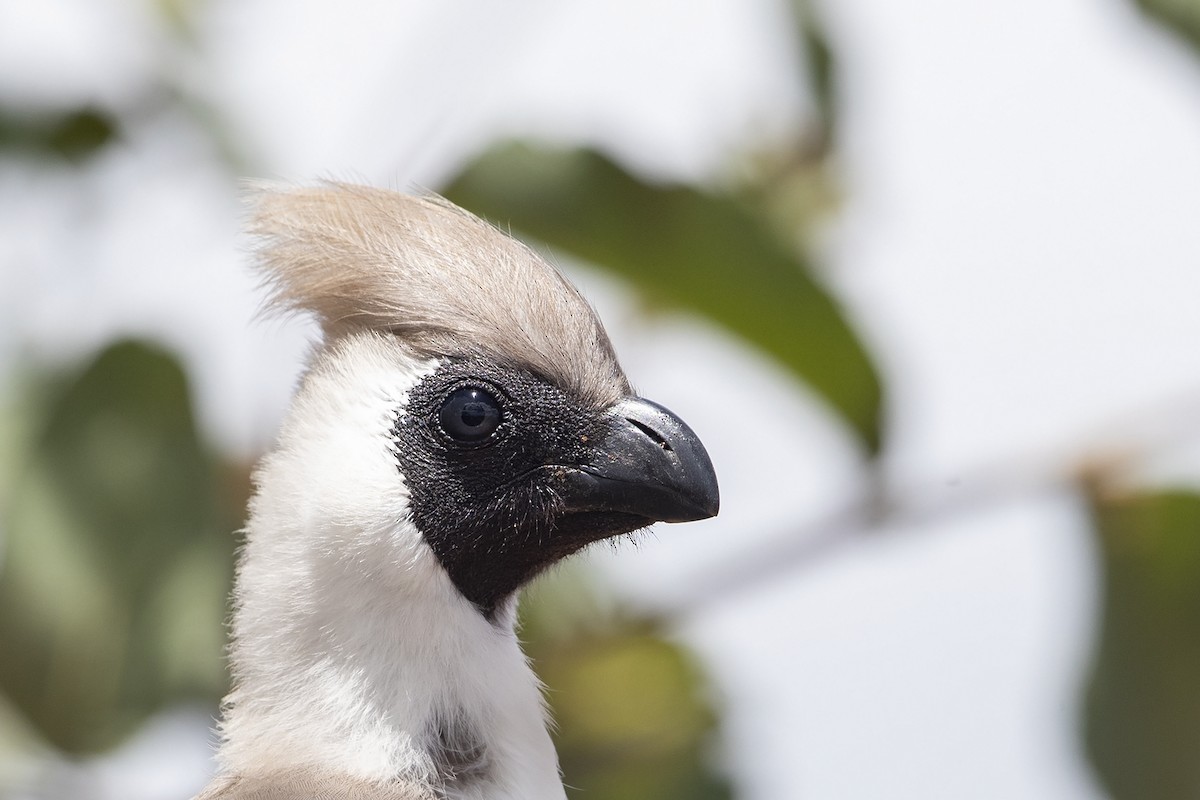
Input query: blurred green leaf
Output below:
<box><xmin>0</xmin><ymin>107</ymin><xmax>117</xmax><ymax>163</ymax></box>
<box><xmin>521</xmin><ymin>573</ymin><xmax>734</xmax><ymax>800</ymax></box>
<box><xmin>1130</xmin><ymin>0</ymin><xmax>1200</xmax><ymax>53</ymax></box>
<box><xmin>1085</xmin><ymin>488</ymin><xmax>1200</xmax><ymax>800</ymax></box>
<box><xmin>0</xmin><ymin>341</ymin><xmax>238</xmax><ymax>753</ymax></box>
<box><xmin>444</xmin><ymin>143</ymin><xmax>884</xmax><ymax>452</ymax></box>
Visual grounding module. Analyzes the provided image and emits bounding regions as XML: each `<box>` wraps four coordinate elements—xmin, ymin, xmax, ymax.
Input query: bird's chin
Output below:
<box><xmin>556</xmin><ymin>510</ymin><xmax>654</xmax><ymax>545</ymax></box>
<box><xmin>441</xmin><ymin>510</ymin><xmax>655</xmax><ymax>622</ymax></box>
<box><xmin>505</xmin><ymin>510</ymin><xmax>654</xmax><ymax>582</ymax></box>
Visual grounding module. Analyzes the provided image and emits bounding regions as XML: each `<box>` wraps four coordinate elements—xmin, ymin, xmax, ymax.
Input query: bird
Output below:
<box><xmin>194</xmin><ymin>183</ymin><xmax>719</xmax><ymax>800</ymax></box>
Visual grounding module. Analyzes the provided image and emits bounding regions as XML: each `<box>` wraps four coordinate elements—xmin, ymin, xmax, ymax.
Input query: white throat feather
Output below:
<box><xmin>216</xmin><ymin>333</ymin><xmax>565</xmax><ymax>800</ymax></box>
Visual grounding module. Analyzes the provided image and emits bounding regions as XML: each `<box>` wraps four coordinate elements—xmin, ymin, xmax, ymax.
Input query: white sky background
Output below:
<box><xmin>3</xmin><ymin>0</ymin><xmax>1200</xmax><ymax>798</ymax></box>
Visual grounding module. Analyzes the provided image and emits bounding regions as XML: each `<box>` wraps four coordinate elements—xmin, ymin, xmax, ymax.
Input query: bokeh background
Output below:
<box><xmin>2</xmin><ymin>0</ymin><xmax>1200</xmax><ymax>798</ymax></box>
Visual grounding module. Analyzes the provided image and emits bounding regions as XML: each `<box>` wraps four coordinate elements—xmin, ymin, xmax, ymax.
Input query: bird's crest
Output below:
<box><xmin>247</xmin><ymin>182</ymin><xmax>630</xmax><ymax>408</ymax></box>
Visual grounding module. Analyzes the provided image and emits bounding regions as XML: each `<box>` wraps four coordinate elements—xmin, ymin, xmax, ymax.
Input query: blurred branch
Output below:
<box><xmin>664</xmin><ymin>388</ymin><xmax>1200</xmax><ymax>619</ymax></box>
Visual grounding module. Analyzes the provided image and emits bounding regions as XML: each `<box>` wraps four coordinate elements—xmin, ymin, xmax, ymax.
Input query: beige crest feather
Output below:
<box><xmin>246</xmin><ymin>182</ymin><xmax>630</xmax><ymax>408</ymax></box>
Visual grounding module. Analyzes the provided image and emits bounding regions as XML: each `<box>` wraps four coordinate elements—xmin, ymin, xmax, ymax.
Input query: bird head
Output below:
<box><xmin>248</xmin><ymin>183</ymin><xmax>719</xmax><ymax>621</ymax></box>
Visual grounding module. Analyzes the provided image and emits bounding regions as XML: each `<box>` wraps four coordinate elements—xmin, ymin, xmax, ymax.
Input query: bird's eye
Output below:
<box><xmin>438</xmin><ymin>386</ymin><xmax>502</xmax><ymax>444</ymax></box>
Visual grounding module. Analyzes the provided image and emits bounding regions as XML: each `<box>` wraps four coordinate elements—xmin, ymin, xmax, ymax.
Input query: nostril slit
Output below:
<box><xmin>627</xmin><ymin>418</ymin><xmax>672</xmax><ymax>451</ymax></box>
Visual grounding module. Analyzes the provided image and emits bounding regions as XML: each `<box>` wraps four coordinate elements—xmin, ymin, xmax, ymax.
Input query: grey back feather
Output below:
<box><xmin>248</xmin><ymin>183</ymin><xmax>630</xmax><ymax>408</ymax></box>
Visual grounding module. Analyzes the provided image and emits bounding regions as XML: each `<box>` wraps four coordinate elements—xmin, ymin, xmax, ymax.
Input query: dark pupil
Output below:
<box><xmin>440</xmin><ymin>387</ymin><xmax>501</xmax><ymax>443</ymax></box>
<box><xmin>460</xmin><ymin>403</ymin><xmax>487</xmax><ymax>427</ymax></box>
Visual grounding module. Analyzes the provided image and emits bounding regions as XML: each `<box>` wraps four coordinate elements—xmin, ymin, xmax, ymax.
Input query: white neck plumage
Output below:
<box><xmin>214</xmin><ymin>336</ymin><xmax>566</xmax><ymax>800</ymax></box>
<box><xmin>219</xmin><ymin>552</ymin><xmax>563</xmax><ymax>799</ymax></box>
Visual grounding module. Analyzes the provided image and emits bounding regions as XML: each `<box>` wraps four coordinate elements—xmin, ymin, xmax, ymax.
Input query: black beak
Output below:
<box><xmin>560</xmin><ymin>397</ymin><xmax>719</xmax><ymax>523</ymax></box>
